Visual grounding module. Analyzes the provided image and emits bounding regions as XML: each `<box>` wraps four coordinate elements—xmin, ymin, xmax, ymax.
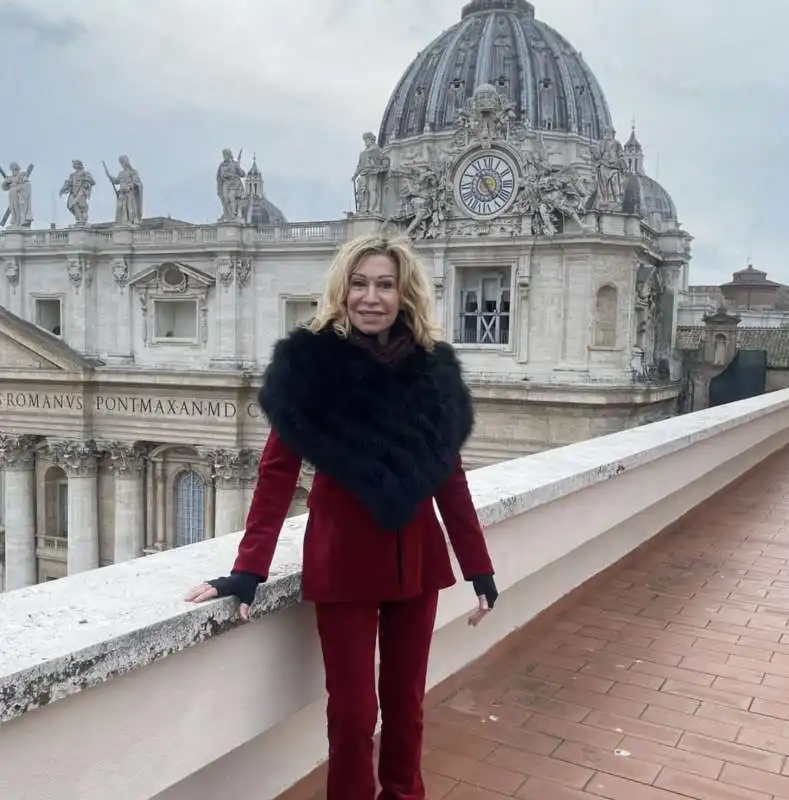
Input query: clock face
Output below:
<box><xmin>456</xmin><ymin>152</ymin><xmax>518</xmax><ymax>219</ymax></box>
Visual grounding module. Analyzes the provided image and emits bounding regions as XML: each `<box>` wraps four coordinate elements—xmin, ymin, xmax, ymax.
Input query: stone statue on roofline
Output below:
<box><xmin>102</xmin><ymin>155</ymin><xmax>144</xmax><ymax>226</ymax></box>
<box><xmin>59</xmin><ymin>160</ymin><xmax>96</xmax><ymax>226</ymax></box>
<box><xmin>216</xmin><ymin>148</ymin><xmax>246</xmax><ymax>222</ymax></box>
<box><xmin>0</xmin><ymin>162</ymin><xmax>34</xmax><ymax>228</ymax></box>
<box><xmin>353</xmin><ymin>132</ymin><xmax>390</xmax><ymax>215</ymax></box>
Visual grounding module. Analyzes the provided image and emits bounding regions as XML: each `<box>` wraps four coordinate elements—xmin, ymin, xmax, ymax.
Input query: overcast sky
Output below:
<box><xmin>2</xmin><ymin>0</ymin><xmax>786</xmax><ymax>284</ymax></box>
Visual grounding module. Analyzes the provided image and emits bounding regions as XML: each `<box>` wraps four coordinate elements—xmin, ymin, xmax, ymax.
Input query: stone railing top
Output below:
<box><xmin>3</xmin><ymin>388</ymin><xmax>789</xmax><ymax>725</ymax></box>
<box><xmin>0</xmin><ymin>220</ymin><xmax>348</xmax><ymax>251</ymax></box>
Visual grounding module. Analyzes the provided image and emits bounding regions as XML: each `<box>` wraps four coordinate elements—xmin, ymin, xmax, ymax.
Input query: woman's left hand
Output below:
<box><xmin>467</xmin><ymin>594</ymin><xmax>491</xmax><ymax>627</ymax></box>
<box><xmin>468</xmin><ymin>574</ymin><xmax>497</xmax><ymax>626</ymax></box>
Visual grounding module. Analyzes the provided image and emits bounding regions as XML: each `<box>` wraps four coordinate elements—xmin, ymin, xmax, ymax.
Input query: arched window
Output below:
<box><xmin>173</xmin><ymin>469</ymin><xmax>205</xmax><ymax>547</ymax></box>
<box><xmin>593</xmin><ymin>285</ymin><xmax>618</xmax><ymax>347</ymax></box>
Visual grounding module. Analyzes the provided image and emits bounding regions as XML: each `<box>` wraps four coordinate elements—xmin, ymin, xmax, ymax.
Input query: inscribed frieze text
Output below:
<box><xmin>0</xmin><ymin>391</ymin><xmax>261</xmax><ymax>419</ymax></box>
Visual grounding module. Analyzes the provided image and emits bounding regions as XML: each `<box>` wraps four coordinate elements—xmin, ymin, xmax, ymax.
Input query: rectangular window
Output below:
<box><xmin>284</xmin><ymin>298</ymin><xmax>318</xmax><ymax>332</ymax></box>
<box><xmin>154</xmin><ymin>299</ymin><xmax>198</xmax><ymax>342</ymax></box>
<box><xmin>453</xmin><ymin>267</ymin><xmax>511</xmax><ymax>345</ymax></box>
<box><xmin>35</xmin><ymin>298</ymin><xmax>62</xmax><ymax>337</ymax></box>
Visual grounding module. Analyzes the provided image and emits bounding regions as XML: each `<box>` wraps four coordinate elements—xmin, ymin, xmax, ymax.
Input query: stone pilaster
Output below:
<box><xmin>49</xmin><ymin>439</ymin><xmax>99</xmax><ymax>575</ymax></box>
<box><xmin>515</xmin><ymin>260</ymin><xmax>530</xmax><ymax>364</ymax></box>
<box><xmin>154</xmin><ymin>464</ymin><xmax>167</xmax><ymax>550</ymax></box>
<box><xmin>0</xmin><ymin>434</ymin><xmax>38</xmax><ymax>590</ymax></box>
<box><xmin>204</xmin><ymin>448</ymin><xmax>256</xmax><ymax>536</ymax></box>
<box><xmin>104</xmin><ymin>442</ymin><xmax>147</xmax><ymax>563</ymax></box>
<box><xmin>432</xmin><ymin>275</ymin><xmax>446</xmax><ymax>333</ymax></box>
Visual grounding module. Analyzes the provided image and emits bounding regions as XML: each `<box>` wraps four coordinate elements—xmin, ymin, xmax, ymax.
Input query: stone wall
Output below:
<box><xmin>2</xmin><ymin>389</ymin><xmax>788</xmax><ymax>799</ymax></box>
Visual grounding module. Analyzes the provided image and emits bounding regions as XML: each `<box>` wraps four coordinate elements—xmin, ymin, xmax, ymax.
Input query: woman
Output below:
<box><xmin>186</xmin><ymin>232</ymin><xmax>498</xmax><ymax>800</ymax></box>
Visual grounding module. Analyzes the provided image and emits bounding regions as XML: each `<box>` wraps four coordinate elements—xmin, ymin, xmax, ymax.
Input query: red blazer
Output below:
<box><xmin>233</xmin><ymin>429</ymin><xmax>494</xmax><ymax>603</ymax></box>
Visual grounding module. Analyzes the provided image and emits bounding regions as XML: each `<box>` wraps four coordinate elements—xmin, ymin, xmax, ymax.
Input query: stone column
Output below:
<box><xmin>105</xmin><ymin>443</ymin><xmax>146</xmax><ymax>563</ymax></box>
<box><xmin>154</xmin><ymin>464</ymin><xmax>167</xmax><ymax>550</ymax></box>
<box><xmin>205</xmin><ymin>449</ymin><xmax>256</xmax><ymax>536</ymax></box>
<box><xmin>50</xmin><ymin>439</ymin><xmax>99</xmax><ymax>575</ymax></box>
<box><xmin>0</xmin><ymin>434</ymin><xmax>38</xmax><ymax>590</ymax></box>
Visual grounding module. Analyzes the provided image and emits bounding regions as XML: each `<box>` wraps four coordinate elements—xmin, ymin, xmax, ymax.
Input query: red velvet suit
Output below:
<box><xmin>227</xmin><ymin>323</ymin><xmax>495</xmax><ymax>800</ymax></box>
<box><xmin>233</xmin><ymin>430</ymin><xmax>493</xmax><ymax>602</ymax></box>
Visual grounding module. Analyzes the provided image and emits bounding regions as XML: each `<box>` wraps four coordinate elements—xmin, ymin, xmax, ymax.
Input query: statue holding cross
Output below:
<box><xmin>1</xmin><ymin>162</ymin><xmax>34</xmax><ymax>229</ymax></box>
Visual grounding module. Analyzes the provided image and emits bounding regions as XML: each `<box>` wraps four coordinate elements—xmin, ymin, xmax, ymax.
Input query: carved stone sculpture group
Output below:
<box><xmin>0</xmin><ymin>150</ymin><xmax>274</xmax><ymax>230</ymax></box>
<box><xmin>351</xmin><ymin>84</ymin><xmax>632</xmax><ymax>241</ymax></box>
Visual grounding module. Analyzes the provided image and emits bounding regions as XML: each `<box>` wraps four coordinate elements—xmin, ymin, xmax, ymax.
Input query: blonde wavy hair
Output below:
<box><xmin>308</xmin><ymin>231</ymin><xmax>442</xmax><ymax>349</ymax></box>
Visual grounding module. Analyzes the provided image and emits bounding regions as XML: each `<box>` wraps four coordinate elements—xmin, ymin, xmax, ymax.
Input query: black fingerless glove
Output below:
<box><xmin>206</xmin><ymin>571</ymin><xmax>264</xmax><ymax>606</ymax></box>
<box><xmin>471</xmin><ymin>574</ymin><xmax>498</xmax><ymax>609</ymax></box>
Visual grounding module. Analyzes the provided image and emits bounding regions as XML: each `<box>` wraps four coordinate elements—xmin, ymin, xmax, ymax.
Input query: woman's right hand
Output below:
<box><xmin>184</xmin><ymin>571</ymin><xmax>263</xmax><ymax>622</ymax></box>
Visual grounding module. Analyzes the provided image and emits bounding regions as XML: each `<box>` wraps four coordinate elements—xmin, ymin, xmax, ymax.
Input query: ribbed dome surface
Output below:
<box><xmin>621</xmin><ymin>174</ymin><xmax>677</xmax><ymax>222</ymax></box>
<box><xmin>378</xmin><ymin>0</ymin><xmax>613</xmax><ymax>145</ymax></box>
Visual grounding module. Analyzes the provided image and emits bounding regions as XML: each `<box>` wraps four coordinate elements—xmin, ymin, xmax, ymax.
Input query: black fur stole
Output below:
<box><xmin>257</xmin><ymin>326</ymin><xmax>474</xmax><ymax>530</ymax></box>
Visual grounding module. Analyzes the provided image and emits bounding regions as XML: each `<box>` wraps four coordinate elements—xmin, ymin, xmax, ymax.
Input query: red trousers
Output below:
<box><xmin>315</xmin><ymin>591</ymin><xmax>439</xmax><ymax>800</ymax></box>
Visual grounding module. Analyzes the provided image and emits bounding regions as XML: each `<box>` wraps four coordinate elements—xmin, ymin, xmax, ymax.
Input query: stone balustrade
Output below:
<box><xmin>3</xmin><ymin>389</ymin><xmax>789</xmax><ymax>800</ymax></box>
<box><xmin>0</xmin><ymin>214</ymin><xmax>668</xmax><ymax>254</ymax></box>
<box><xmin>0</xmin><ymin>220</ymin><xmax>349</xmax><ymax>251</ymax></box>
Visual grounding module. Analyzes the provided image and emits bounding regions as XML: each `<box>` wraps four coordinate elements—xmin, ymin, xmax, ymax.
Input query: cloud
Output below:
<box><xmin>0</xmin><ymin>3</ymin><xmax>87</xmax><ymax>47</ymax></box>
<box><xmin>3</xmin><ymin>0</ymin><xmax>787</xmax><ymax>286</ymax></box>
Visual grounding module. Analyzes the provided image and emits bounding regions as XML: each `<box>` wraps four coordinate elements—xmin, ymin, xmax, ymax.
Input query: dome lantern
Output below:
<box><xmin>461</xmin><ymin>0</ymin><xmax>534</xmax><ymax>19</ymax></box>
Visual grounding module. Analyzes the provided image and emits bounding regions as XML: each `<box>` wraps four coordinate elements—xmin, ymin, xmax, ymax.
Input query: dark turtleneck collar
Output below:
<box><xmin>348</xmin><ymin>314</ymin><xmax>416</xmax><ymax>365</ymax></box>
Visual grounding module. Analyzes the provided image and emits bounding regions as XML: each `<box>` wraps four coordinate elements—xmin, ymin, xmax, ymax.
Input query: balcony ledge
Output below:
<box><xmin>4</xmin><ymin>390</ymin><xmax>789</xmax><ymax>728</ymax></box>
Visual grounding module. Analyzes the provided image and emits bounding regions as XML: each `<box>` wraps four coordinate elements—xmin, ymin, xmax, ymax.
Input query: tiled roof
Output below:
<box><xmin>276</xmin><ymin>450</ymin><xmax>789</xmax><ymax>800</ymax></box>
<box><xmin>677</xmin><ymin>325</ymin><xmax>789</xmax><ymax>368</ymax></box>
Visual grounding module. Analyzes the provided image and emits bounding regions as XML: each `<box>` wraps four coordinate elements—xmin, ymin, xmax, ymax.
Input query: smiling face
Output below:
<box><xmin>346</xmin><ymin>253</ymin><xmax>401</xmax><ymax>339</ymax></box>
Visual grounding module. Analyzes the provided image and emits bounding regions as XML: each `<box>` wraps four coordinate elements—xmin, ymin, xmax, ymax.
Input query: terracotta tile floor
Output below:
<box><xmin>279</xmin><ymin>448</ymin><xmax>789</xmax><ymax>799</ymax></box>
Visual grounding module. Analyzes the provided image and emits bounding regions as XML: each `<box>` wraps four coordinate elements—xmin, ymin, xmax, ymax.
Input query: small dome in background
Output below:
<box><xmin>620</xmin><ymin>126</ymin><xmax>677</xmax><ymax>224</ymax></box>
<box><xmin>245</xmin><ymin>156</ymin><xmax>287</xmax><ymax>226</ymax></box>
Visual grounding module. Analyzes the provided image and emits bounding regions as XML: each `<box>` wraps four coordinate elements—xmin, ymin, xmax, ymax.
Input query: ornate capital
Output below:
<box><xmin>101</xmin><ymin>441</ymin><xmax>146</xmax><ymax>479</ymax></box>
<box><xmin>214</xmin><ymin>256</ymin><xmax>233</xmax><ymax>289</ymax></box>
<box><xmin>234</xmin><ymin>256</ymin><xmax>252</xmax><ymax>289</ymax></box>
<box><xmin>48</xmin><ymin>439</ymin><xmax>98</xmax><ymax>476</ymax></box>
<box><xmin>111</xmin><ymin>257</ymin><xmax>129</xmax><ymax>290</ymax></box>
<box><xmin>4</xmin><ymin>258</ymin><xmax>20</xmax><ymax>292</ymax></box>
<box><xmin>66</xmin><ymin>256</ymin><xmax>93</xmax><ymax>293</ymax></box>
<box><xmin>215</xmin><ymin>256</ymin><xmax>253</xmax><ymax>291</ymax></box>
<box><xmin>0</xmin><ymin>433</ymin><xmax>37</xmax><ymax>470</ymax></box>
<box><xmin>202</xmin><ymin>448</ymin><xmax>257</xmax><ymax>489</ymax></box>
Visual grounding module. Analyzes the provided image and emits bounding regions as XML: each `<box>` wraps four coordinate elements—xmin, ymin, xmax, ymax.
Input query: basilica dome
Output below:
<box><xmin>378</xmin><ymin>0</ymin><xmax>613</xmax><ymax>146</ymax></box>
